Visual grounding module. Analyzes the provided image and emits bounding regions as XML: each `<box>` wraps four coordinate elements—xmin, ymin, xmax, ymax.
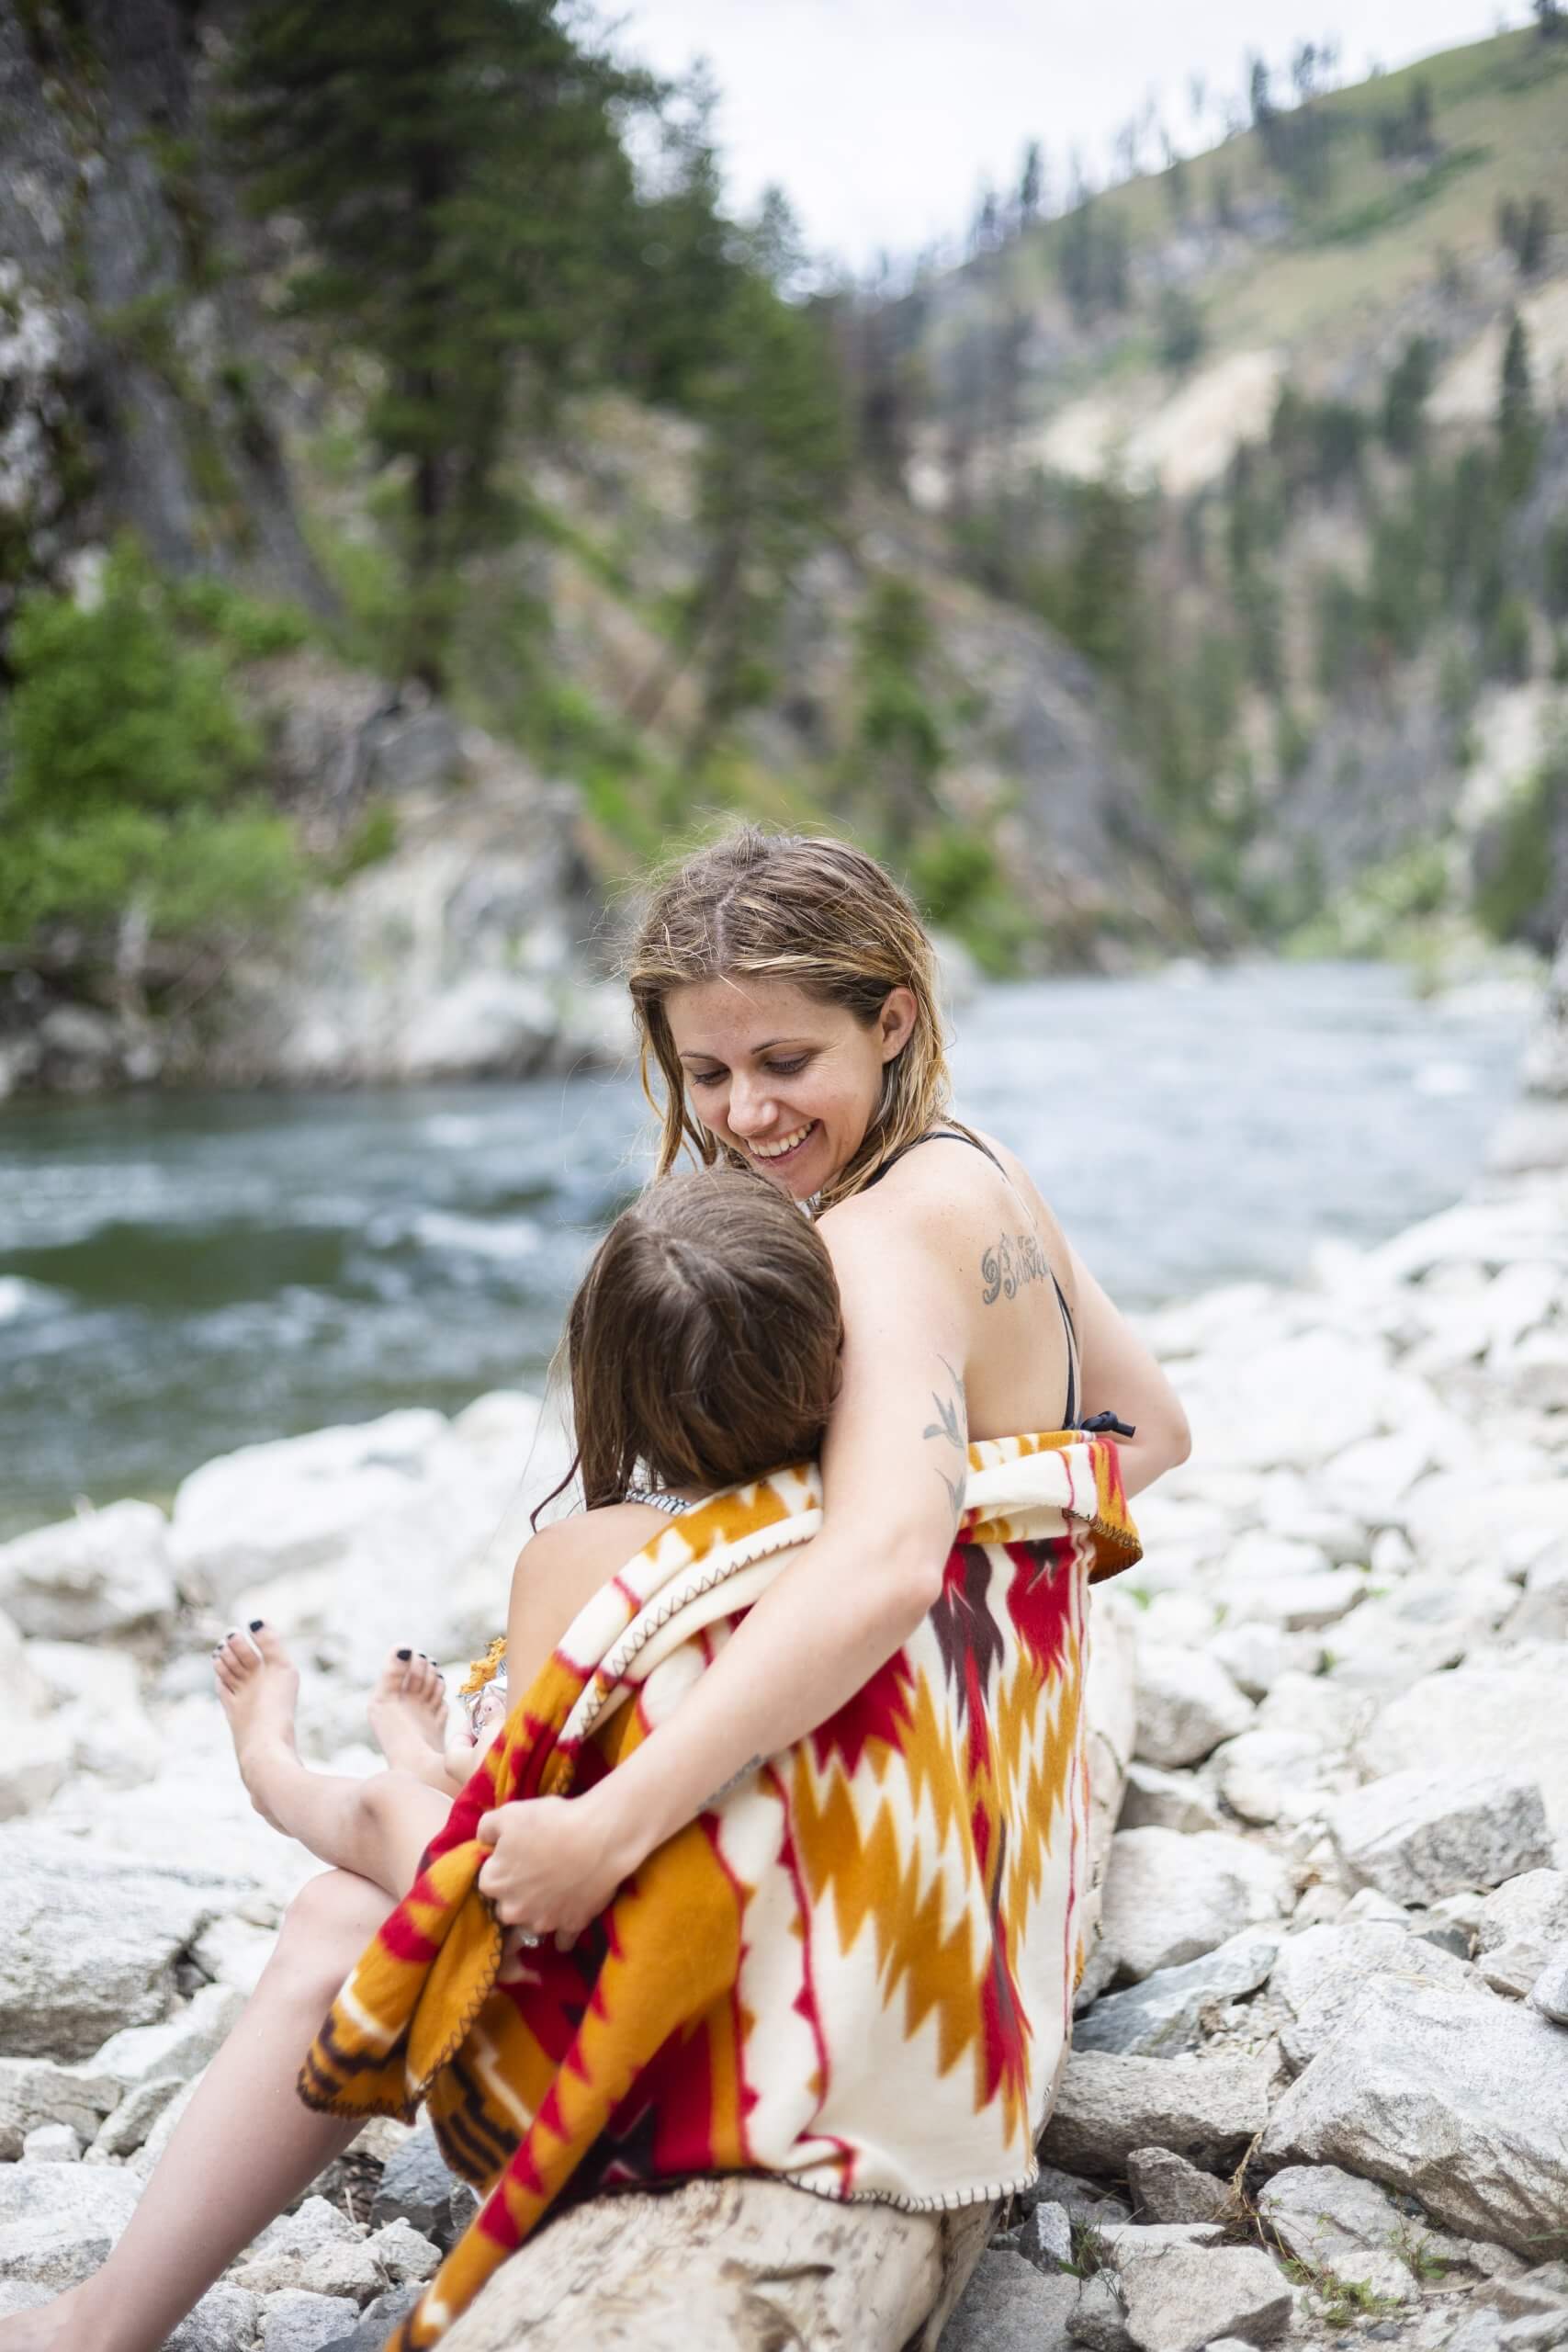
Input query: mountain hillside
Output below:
<box><xmin>1</xmin><ymin>6</ymin><xmax>1565</xmax><ymax>1094</ymax></box>
<box><xmin>884</xmin><ymin>27</ymin><xmax>1568</xmax><ymax>954</ymax></box>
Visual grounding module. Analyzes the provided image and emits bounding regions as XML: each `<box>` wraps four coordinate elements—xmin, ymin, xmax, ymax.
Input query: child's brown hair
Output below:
<box><xmin>547</xmin><ymin>1166</ymin><xmax>842</xmax><ymax>1517</ymax></box>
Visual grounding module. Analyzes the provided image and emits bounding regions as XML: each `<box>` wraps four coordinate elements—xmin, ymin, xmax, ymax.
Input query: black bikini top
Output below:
<box><xmin>864</xmin><ymin>1128</ymin><xmax>1134</xmax><ymax>1440</ymax></box>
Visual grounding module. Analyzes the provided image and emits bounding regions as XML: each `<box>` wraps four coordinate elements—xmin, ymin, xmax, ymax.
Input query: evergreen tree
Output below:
<box><xmin>1518</xmin><ymin>197</ymin><xmax>1551</xmax><ymax>275</ymax></box>
<box><xmin>228</xmin><ymin>0</ymin><xmax>649</xmax><ymax>688</ymax></box>
<box><xmin>625</xmin><ymin>68</ymin><xmax>735</xmax><ymax>409</ymax></box>
<box><xmin>1497</xmin><ymin>308</ymin><xmax>1540</xmax><ymax>501</ymax></box>
<box><xmin>1382</xmin><ymin>334</ymin><xmax>1435</xmax><ymax>456</ymax></box>
<box><xmin>626</xmin><ymin>193</ymin><xmax>848</xmax><ymax>763</ymax></box>
<box><xmin>1018</xmin><ymin>141</ymin><xmax>1045</xmax><ymax>226</ymax></box>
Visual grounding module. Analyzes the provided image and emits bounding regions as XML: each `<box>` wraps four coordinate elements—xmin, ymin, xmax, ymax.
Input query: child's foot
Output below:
<box><xmin>213</xmin><ymin>1621</ymin><xmax>301</xmax><ymax>1833</ymax></box>
<box><xmin>367</xmin><ymin>1647</ymin><xmax>448</xmax><ymax>1775</ymax></box>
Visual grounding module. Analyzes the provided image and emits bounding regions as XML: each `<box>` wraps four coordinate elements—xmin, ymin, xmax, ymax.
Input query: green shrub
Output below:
<box><xmin>170</xmin><ymin>574</ymin><xmax>311</xmax><ymax>661</ymax></box>
<box><xmin>0</xmin><ymin>540</ymin><xmax>303</xmax><ymax>948</ymax></box>
<box><xmin>1474</xmin><ymin>734</ymin><xmax>1568</xmax><ymax>943</ymax></box>
<box><xmin>908</xmin><ymin>825</ymin><xmax>1032</xmax><ymax>976</ymax></box>
<box><xmin>7</xmin><ymin>542</ymin><xmax>259</xmax><ymax>820</ymax></box>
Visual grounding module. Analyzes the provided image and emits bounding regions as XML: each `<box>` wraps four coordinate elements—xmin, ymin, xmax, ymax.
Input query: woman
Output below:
<box><xmin>0</xmin><ymin>829</ymin><xmax>1187</xmax><ymax>2352</ymax></box>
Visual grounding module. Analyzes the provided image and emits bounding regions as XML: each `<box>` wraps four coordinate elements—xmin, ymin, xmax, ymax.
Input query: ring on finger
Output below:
<box><xmin>516</xmin><ymin>1930</ymin><xmax>541</xmax><ymax>1948</ymax></box>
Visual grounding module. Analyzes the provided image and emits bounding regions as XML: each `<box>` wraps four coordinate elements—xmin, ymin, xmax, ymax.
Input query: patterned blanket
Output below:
<box><xmin>299</xmin><ymin>1430</ymin><xmax>1139</xmax><ymax>2349</ymax></box>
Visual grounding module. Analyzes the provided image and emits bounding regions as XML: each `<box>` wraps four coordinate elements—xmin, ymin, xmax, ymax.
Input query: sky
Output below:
<box><xmin>617</xmin><ymin>0</ymin><xmax>1519</xmax><ymax>271</ymax></box>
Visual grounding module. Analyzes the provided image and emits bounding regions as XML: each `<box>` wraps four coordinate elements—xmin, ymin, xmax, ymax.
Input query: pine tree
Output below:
<box><xmin>227</xmin><ymin>0</ymin><xmax>649</xmax><ymax>687</ymax></box>
<box><xmin>1497</xmin><ymin>308</ymin><xmax>1540</xmax><ymax>502</ymax></box>
<box><xmin>625</xmin><ymin>193</ymin><xmax>848</xmax><ymax>762</ymax></box>
<box><xmin>1018</xmin><ymin>141</ymin><xmax>1044</xmax><ymax>227</ymax></box>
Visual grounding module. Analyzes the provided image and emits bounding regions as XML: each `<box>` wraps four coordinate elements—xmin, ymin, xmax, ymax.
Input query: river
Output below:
<box><xmin>0</xmin><ymin>960</ymin><xmax>1529</xmax><ymax>1537</ymax></box>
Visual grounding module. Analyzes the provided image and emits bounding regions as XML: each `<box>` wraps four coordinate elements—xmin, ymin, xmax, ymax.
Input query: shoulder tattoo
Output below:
<box><xmin>980</xmin><ymin>1227</ymin><xmax>1050</xmax><ymax>1306</ymax></box>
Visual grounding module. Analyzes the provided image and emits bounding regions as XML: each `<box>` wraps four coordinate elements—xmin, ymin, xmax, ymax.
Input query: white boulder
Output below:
<box><xmin>0</xmin><ymin>1501</ymin><xmax>176</xmax><ymax>1640</ymax></box>
<box><xmin>1132</xmin><ymin>1650</ymin><xmax>1252</xmax><ymax>1770</ymax></box>
<box><xmin>1357</xmin><ymin>1651</ymin><xmax>1568</xmax><ymax>1838</ymax></box>
<box><xmin>1256</xmin><ymin>2163</ymin><xmax>1416</xmax><ymax>2302</ymax></box>
<box><xmin>1259</xmin><ymin>1977</ymin><xmax>1568</xmax><ymax>2256</ymax></box>
<box><xmin>1099</xmin><ymin>1828</ymin><xmax>1292</xmax><ymax>1984</ymax></box>
<box><xmin>1476</xmin><ymin>1871</ymin><xmax>1568</xmax><ymax>1998</ymax></box>
<box><xmin>1328</xmin><ymin>1770</ymin><xmax>1553</xmax><ymax>1905</ymax></box>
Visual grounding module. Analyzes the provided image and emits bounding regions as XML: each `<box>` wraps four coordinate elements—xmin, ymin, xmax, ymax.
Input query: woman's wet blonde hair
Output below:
<box><xmin>626</xmin><ymin>826</ymin><xmax>953</xmax><ymax>1213</ymax></box>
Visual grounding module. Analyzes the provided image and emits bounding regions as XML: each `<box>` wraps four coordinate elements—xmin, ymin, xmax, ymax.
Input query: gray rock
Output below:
<box><xmin>1125</xmin><ymin>2149</ymin><xmax>1235</xmax><ymax>2225</ymax></box>
<box><xmin>1530</xmin><ymin>1943</ymin><xmax>1568</xmax><ymax>2025</ymax></box>
<box><xmin>1099</xmin><ymin>2225</ymin><xmax>1226</xmax><ymax>2256</ymax></box>
<box><xmin>1256</xmin><ymin>2164</ymin><xmax>1416</xmax><ymax>2301</ymax></box>
<box><xmin>1329</xmin><ymin>1770</ymin><xmax>1553</xmax><ymax>1905</ymax></box>
<box><xmin>1031</xmin><ymin>2200</ymin><xmax>1074</xmax><ymax>2268</ymax></box>
<box><xmin>166</xmin><ymin>2287</ymin><xmax>265</xmax><ymax>2350</ymax></box>
<box><xmin>90</xmin><ymin>2074</ymin><xmax>186</xmax><ymax>2159</ymax></box>
<box><xmin>21</xmin><ymin>2121</ymin><xmax>81</xmax><ymax>2162</ymax></box>
<box><xmin>1118</xmin><ymin>2245</ymin><xmax>1292</xmax><ymax>2352</ymax></box>
<box><xmin>311</xmin><ymin>2287</ymin><xmax>423</xmax><ymax>2352</ymax></box>
<box><xmin>940</xmin><ymin>2252</ymin><xmax>1080</xmax><ymax>2350</ymax></box>
<box><xmin>1067</xmin><ymin>2270</ymin><xmax>1133</xmax><ymax>2350</ymax></box>
<box><xmin>1208</xmin><ymin>1730</ymin><xmax>1327</xmax><ymax>1828</ymax></box>
<box><xmin>0</xmin><ymin>1712</ymin><xmax>73</xmax><ymax>1820</ymax></box>
<box><xmin>370</xmin><ymin>2121</ymin><xmax>462</xmax><ymax>2246</ymax></box>
<box><xmin>362</xmin><ymin>2218</ymin><xmax>441</xmax><ymax>2285</ymax></box>
<box><xmin>261</xmin><ymin>2290</ymin><xmax>360</xmax><ymax>2351</ymax></box>
<box><xmin>1120</xmin><ymin>1763</ymin><xmax>1225</xmax><ymax>1836</ymax></box>
<box><xmin>1477</xmin><ymin>1871</ymin><xmax>1568</xmax><ymax>1998</ymax></box>
<box><xmin>1258</xmin><ymin>1977</ymin><xmax>1568</xmax><ymax>2256</ymax></box>
<box><xmin>1205</xmin><ymin>1623</ymin><xmax>1315</xmax><ymax>1702</ymax></box>
<box><xmin>129</xmin><ymin>2072</ymin><xmax>203</xmax><ymax>2177</ymax></box>
<box><xmin>1099</xmin><ymin>1830</ymin><xmax>1292</xmax><ymax>1984</ymax></box>
<box><xmin>236</xmin><ymin>2241</ymin><xmax>385</xmax><ymax>2303</ymax></box>
<box><xmin>0</xmin><ymin>2055</ymin><xmax>119</xmax><ymax>2157</ymax></box>
<box><xmin>244</xmin><ymin>2197</ymin><xmax>363</xmax><ymax>2266</ymax></box>
<box><xmin>0</xmin><ymin>1500</ymin><xmax>176</xmax><ymax>1639</ymax></box>
<box><xmin>1024</xmin><ymin>2166</ymin><xmax>1133</xmax><ymax>2227</ymax></box>
<box><xmin>94</xmin><ymin>1983</ymin><xmax>245</xmax><ymax>2089</ymax></box>
<box><xmin>1075</xmin><ymin>1930</ymin><xmax>1280</xmax><ymax>2058</ymax></box>
<box><xmin>0</xmin><ymin>1827</ymin><xmax>235</xmax><ymax>2059</ymax></box>
<box><xmin>1040</xmin><ymin>2053</ymin><xmax>1271</xmax><ymax>2178</ymax></box>
<box><xmin>1358</xmin><ymin>1654</ymin><xmax>1568</xmax><ymax>1839</ymax></box>
<box><xmin>0</xmin><ymin>2163</ymin><xmax>141</xmax><ymax>2288</ymax></box>
<box><xmin>1267</xmin><ymin>1918</ymin><xmax>1474</xmax><ymax>2074</ymax></box>
<box><xmin>1133</xmin><ymin>1650</ymin><xmax>1253</xmax><ymax>1770</ymax></box>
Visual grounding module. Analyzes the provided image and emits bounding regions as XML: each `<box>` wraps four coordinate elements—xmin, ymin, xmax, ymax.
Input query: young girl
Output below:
<box><xmin>210</xmin><ymin>1164</ymin><xmax>842</xmax><ymax>1905</ymax></box>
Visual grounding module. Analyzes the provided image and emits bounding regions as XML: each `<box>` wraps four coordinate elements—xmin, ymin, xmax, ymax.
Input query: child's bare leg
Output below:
<box><xmin>215</xmin><ymin>1626</ymin><xmax>450</xmax><ymax>1894</ymax></box>
<box><xmin>367</xmin><ymin>1645</ymin><xmax>452</xmax><ymax>1781</ymax></box>
<box><xmin>0</xmin><ymin>1868</ymin><xmax>391</xmax><ymax>2352</ymax></box>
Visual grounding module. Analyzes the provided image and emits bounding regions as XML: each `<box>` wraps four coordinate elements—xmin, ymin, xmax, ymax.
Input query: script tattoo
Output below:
<box><xmin>923</xmin><ymin>1354</ymin><xmax>969</xmax><ymax>1527</ymax></box>
<box><xmin>980</xmin><ymin>1227</ymin><xmax>1050</xmax><ymax>1306</ymax></box>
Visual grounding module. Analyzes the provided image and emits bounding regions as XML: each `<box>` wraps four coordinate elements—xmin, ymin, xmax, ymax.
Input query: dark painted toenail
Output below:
<box><xmin>249</xmin><ymin>1619</ymin><xmax>264</xmax><ymax>1631</ymax></box>
<box><xmin>396</xmin><ymin>1648</ymin><xmax>412</xmax><ymax>1660</ymax></box>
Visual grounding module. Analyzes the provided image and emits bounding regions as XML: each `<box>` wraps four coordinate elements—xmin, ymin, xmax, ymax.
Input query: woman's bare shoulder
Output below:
<box><xmin>513</xmin><ymin>1501</ymin><xmax>685</xmax><ymax>1586</ymax></box>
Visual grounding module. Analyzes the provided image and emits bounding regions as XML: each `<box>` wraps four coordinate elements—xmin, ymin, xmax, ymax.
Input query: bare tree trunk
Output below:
<box><xmin>434</xmin><ymin>1589</ymin><xmax>1137</xmax><ymax>2352</ymax></box>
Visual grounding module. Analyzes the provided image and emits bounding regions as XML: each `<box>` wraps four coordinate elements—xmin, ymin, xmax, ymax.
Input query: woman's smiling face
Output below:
<box><xmin>666</xmin><ymin>977</ymin><xmax>917</xmax><ymax>1200</ymax></box>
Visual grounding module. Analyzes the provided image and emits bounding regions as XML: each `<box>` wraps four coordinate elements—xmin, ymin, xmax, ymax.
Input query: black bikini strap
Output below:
<box><xmin>863</xmin><ymin>1127</ymin><xmax>1005</xmax><ymax>1189</ymax></box>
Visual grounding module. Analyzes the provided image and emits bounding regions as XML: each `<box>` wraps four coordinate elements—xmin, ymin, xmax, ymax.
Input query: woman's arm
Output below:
<box><xmin>476</xmin><ymin>1192</ymin><xmax>974</xmax><ymax>1933</ymax></box>
<box><xmin>1070</xmin><ymin>1250</ymin><xmax>1190</xmax><ymax>1498</ymax></box>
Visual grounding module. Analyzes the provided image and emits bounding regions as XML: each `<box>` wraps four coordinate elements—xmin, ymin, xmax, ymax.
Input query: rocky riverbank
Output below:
<box><xmin>2</xmin><ymin>1105</ymin><xmax>1567</xmax><ymax>2347</ymax></box>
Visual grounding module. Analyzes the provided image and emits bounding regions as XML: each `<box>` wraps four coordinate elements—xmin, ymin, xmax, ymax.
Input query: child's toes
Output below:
<box><xmin>249</xmin><ymin>1621</ymin><xmax>292</xmax><ymax>1670</ymax></box>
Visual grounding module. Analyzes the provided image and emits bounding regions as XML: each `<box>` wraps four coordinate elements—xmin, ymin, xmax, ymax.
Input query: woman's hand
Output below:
<box><xmin>475</xmin><ymin>1788</ymin><xmax>646</xmax><ymax>1940</ymax></box>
